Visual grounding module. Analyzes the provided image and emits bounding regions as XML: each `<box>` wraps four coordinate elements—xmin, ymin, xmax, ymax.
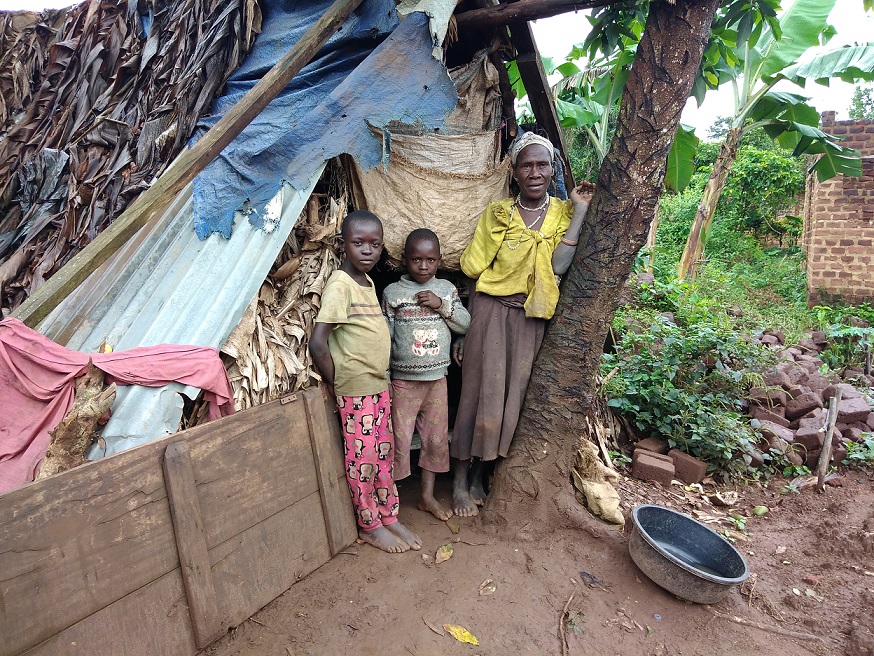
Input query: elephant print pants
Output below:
<box><xmin>337</xmin><ymin>390</ymin><xmax>399</xmax><ymax>530</ymax></box>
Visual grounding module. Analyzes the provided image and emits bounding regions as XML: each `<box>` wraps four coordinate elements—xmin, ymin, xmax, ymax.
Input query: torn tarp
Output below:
<box><xmin>192</xmin><ymin>0</ymin><xmax>457</xmax><ymax>239</ymax></box>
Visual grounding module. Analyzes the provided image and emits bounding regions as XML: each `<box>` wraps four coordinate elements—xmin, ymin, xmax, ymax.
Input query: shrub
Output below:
<box><xmin>602</xmin><ymin>316</ymin><xmax>775</xmax><ymax>479</ymax></box>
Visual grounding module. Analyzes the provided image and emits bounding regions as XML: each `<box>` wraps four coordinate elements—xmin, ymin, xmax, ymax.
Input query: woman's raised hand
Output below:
<box><xmin>570</xmin><ymin>180</ymin><xmax>595</xmax><ymax>207</ymax></box>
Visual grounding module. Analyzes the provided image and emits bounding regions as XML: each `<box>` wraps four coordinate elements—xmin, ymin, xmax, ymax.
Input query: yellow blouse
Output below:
<box><xmin>460</xmin><ymin>197</ymin><xmax>572</xmax><ymax>319</ymax></box>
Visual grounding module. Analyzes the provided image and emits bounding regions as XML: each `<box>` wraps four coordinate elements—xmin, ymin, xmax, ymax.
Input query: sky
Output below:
<box><xmin>2</xmin><ymin>0</ymin><xmax>871</xmax><ymax>137</ymax></box>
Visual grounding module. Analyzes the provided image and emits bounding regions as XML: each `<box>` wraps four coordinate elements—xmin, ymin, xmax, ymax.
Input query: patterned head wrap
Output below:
<box><xmin>509</xmin><ymin>132</ymin><xmax>555</xmax><ymax>166</ymax></box>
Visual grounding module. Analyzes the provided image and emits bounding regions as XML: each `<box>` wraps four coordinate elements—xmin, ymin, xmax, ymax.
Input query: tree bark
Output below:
<box><xmin>481</xmin><ymin>0</ymin><xmax>721</xmax><ymax>533</ymax></box>
<box><xmin>677</xmin><ymin>126</ymin><xmax>742</xmax><ymax>280</ymax></box>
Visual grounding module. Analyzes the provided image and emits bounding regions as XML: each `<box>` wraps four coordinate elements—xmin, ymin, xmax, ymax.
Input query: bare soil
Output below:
<box><xmin>203</xmin><ymin>468</ymin><xmax>874</xmax><ymax>656</ymax></box>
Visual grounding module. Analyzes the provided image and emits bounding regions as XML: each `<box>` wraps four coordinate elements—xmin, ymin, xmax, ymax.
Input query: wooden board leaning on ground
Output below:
<box><xmin>0</xmin><ymin>386</ymin><xmax>356</xmax><ymax>656</ymax></box>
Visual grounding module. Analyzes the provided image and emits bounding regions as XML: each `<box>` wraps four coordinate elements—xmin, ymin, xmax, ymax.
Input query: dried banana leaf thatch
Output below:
<box><xmin>222</xmin><ymin>190</ymin><xmax>346</xmax><ymax>410</ymax></box>
<box><xmin>0</xmin><ymin>0</ymin><xmax>261</xmax><ymax>314</ymax></box>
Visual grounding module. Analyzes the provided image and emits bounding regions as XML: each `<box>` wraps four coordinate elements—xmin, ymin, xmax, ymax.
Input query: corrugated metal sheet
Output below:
<box><xmin>39</xmin><ymin>167</ymin><xmax>323</xmax><ymax>457</ymax></box>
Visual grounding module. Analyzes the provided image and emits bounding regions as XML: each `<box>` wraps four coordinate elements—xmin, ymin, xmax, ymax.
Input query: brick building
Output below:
<box><xmin>802</xmin><ymin>112</ymin><xmax>874</xmax><ymax>306</ymax></box>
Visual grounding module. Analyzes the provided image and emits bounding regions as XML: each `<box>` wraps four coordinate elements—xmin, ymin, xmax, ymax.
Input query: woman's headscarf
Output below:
<box><xmin>509</xmin><ymin>132</ymin><xmax>555</xmax><ymax>166</ymax></box>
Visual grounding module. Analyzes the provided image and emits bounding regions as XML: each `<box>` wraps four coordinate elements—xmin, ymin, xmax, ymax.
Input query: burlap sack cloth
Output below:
<box><xmin>348</xmin><ymin>50</ymin><xmax>510</xmax><ymax>270</ymax></box>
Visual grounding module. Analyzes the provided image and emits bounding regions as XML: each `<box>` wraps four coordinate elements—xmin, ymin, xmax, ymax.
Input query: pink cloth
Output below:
<box><xmin>0</xmin><ymin>317</ymin><xmax>234</xmax><ymax>493</ymax></box>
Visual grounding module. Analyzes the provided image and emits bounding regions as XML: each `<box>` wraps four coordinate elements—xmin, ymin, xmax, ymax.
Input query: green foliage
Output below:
<box><xmin>602</xmin><ymin>313</ymin><xmax>774</xmax><ymax>479</ymax></box>
<box><xmin>813</xmin><ymin>303</ymin><xmax>874</xmax><ymax>371</ymax></box>
<box><xmin>849</xmin><ymin>85</ymin><xmax>874</xmax><ymax>120</ymax></box>
<box><xmin>846</xmin><ymin>436</ymin><xmax>874</xmax><ymax>468</ymax></box>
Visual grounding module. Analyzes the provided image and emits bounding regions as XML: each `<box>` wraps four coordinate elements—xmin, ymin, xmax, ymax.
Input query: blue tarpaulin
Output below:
<box><xmin>192</xmin><ymin>0</ymin><xmax>457</xmax><ymax>239</ymax></box>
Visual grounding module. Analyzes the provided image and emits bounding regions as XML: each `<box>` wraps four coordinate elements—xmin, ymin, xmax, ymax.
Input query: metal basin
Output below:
<box><xmin>629</xmin><ymin>504</ymin><xmax>750</xmax><ymax>604</ymax></box>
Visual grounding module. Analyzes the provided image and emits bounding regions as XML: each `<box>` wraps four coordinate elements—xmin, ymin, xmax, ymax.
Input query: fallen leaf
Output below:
<box><xmin>792</xmin><ymin>588</ymin><xmax>801</xmax><ymax>596</ymax></box>
<box><xmin>444</xmin><ymin>624</ymin><xmax>478</xmax><ymax>645</ymax></box>
<box><xmin>423</xmin><ymin>617</ymin><xmax>444</xmax><ymax>636</ymax></box>
<box><xmin>478</xmin><ymin>579</ymin><xmax>496</xmax><ymax>596</ymax></box>
<box><xmin>753</xmin><ymin>505</ymin><xmax>768</xmax><ymax>516</ymax></box>
<box><xmin>446</xmin><ymin>515</ymin><xmax>461</xmax><ymax>534</ymax></box>
<box><xmin>708</xmin><ymin>491</ymin><xmax>739</xmax><ymax>507</ymax></box>
<box><xmin>775</xmin><ymin>545</ymin><xmax>787</xmax><ymax>555</ymax></box>
<box><xmin>435</xmin><ymin>543</ymin><xmax>454</xmax><ymax>564</ymax></box>
<box><xmin>421</xmin><ymin>554</ymin><xmax>434</xmax><ymax>566</ymax></box>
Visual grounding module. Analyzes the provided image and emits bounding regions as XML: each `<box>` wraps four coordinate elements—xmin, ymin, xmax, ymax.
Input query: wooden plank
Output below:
<box><xmin>189</xmin><ymin>398</ymin><xmax>319</xmax><ymax>548</ymax></box>
<box><xmin>13</xmin><ymin>0</ymin><xmax>366</xmax><ymax>328</ymax></box>
<box><xmin>302</xmin><ymin>387</ymin><xmax>357</xmax><ymax>555</ymax></box>
<box><xmin>208</xmin><ymin>491</ymin><xmax>331</xmax><ymax>630</ymax></box>
<box><xmin>509</xmin><ymin>22</ymin><xmax>576</xmax><ymax>192</ymax></box>
<box><xmin>456</xmin><ymin>0</ymin><xmax>613</xmax><ymax>30</ymax></box>
<box><xmin>21</xmin><ymin>570</ymin><xmax>196</xmax><ymax>656</ymax></box>
<box><xmin>163</xmin><ymin>441</ymin><xmax>225</xmax><ymax>648</ymax></box>
<box><xmin>0</xmin><ymin>439</ymin><xmax>179</xmax><ymax>656</ymax></box>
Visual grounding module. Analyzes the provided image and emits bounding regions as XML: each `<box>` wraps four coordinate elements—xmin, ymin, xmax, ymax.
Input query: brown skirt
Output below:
<box><xmin>450</xmin><ymin>292</ymin><xmax>546</xmax><ymax>461</ymax></box>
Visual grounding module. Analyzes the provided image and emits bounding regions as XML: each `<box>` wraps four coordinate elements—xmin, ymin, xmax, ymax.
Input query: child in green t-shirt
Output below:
<box><xmin>310</xmin><ymin>211</ymin><xmax>420</xmax><ymax>554</ymax></box>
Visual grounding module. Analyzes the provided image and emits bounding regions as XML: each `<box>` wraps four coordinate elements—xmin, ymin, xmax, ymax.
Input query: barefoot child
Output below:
<box><xmin>310</xmin><ymin>211</ymin><xmax>421</xmax><ymax>553</ymax></box>
<box><xmin>381</xmin><ymin>229</ymin><xmax>470</xmax><ymax>521</ymax></box>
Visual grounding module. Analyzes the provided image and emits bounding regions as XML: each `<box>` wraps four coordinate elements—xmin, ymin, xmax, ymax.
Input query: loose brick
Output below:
<box><xmin>832</xmin><ymin>444</ymin><xmax>848</xmax><ymax>465</ymax></box>
<box><xmin>838</xmin><ymin>397</ymin><xmax>873</xmax><ymax>424</ymax></box>
<box><xmin>763</xmin><ymin>370</ymin><xmax>792</xmax><ymax>391</ymax></box>
<box><xmin>668</xmin><ymin>449</ymin><xmax>708</xmax><ymax>484</ymax></box>
<box><xmin>632</xmin><ymin>452</ymin><xmax>675</xmax><ymax>487</ymax></box>
<box><xmin>785</xmin><ymin>392</ymin><xmax>824</xmax><ymax>420</ymax></box>
<box><xmin>794</xmin><ymin>425</ymin><xmax>823</xmax><ymax>450</ymax></box>
<box><xmin>758</xmin><ymin>420</ymin><xmax>795</xmax><ymax>444</ymax></box>
<box><xmin>634</xmin><ymin>437</ymin><xmax>670</xmax><ymax>455</ymax></box>
<box><xmin>750</xmin><ymin>405</ymin><xmax>789</xmax><ymax>427</ymax></box>
<box><xmin>823</xmin><ymin>383</ymin><xmax>862</xmax><ymax>402</ymax></box>
<box><xmin>804</xmin><ymin>448</ymin><xmax>821</xmax><ymax>468</ymax></box>
<box><xmin>633</xmin><ymin>448</ymin><xmax>673</xmax><ymax>465</ymax></box>
<box><xmin>866</xmin><ymin>413</ymin><xmax>874</xmax><ymax>431</ymax></box>
<box><xmin>749</xmin><ymin>387</ymin><xmax>788</xmax><ymax>408</ymax></box>
<box><xmin>841</xmin><ymin>425</ymin><xmax>864</xmax><ymax>442</ymax></box>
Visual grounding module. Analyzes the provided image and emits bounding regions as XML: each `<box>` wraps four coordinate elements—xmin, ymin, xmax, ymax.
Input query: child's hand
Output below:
<box><xmin>415</xmin><ymin>291</ymin><xmax>442</xmax><ymax>309</ymax></box>
<box><xmin>452</xmin><ymin>337</ymin><xmax>465</xmax><ymax>366</ymax></box>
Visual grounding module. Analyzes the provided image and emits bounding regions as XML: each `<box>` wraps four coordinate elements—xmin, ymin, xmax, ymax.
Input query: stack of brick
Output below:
<box><xmin>631</xmin><ymin>438</ymin><xmax>708</xmax><ymax>486</ymax></box>
<box><xmin>748</xmin><ymin>329</ymin><xmax>874</xmax><ymax>468</ymax></box>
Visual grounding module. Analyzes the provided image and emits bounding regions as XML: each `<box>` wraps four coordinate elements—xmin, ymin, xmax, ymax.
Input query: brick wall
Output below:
<box><xmin>803</xmin><ymin>112</ymin><xmax>874</xmax><ymax>306</ymax></box>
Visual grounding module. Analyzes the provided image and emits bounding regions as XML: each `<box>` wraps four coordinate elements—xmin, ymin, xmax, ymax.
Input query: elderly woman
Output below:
<box><xmin>451</xmin><ymin>132</ymin><xmax>594</xmax><ymax>517</ymax></box>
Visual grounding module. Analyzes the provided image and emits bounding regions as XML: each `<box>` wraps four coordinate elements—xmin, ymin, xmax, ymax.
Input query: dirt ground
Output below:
<box><xmin>203</xmin><ymin>467</ymin><xmax>874</xmax><ymax>656</ymax></box>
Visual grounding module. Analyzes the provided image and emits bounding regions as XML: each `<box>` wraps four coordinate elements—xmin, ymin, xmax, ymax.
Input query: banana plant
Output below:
<box><xmin>677</xmin><ymin>0</ymin><xmax>874</xmax><ymax>280</ymax></box>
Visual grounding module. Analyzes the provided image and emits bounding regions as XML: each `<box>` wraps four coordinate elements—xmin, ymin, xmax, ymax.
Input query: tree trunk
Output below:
<box><xmin>677</xmin><ymin>126</ymin><xmax>742</xmax><ymax>280</ymax></box>
<box><xmin>481</xmin><ymin>0</ymin><xmax>721</xmax><ymax>534</ymax></box>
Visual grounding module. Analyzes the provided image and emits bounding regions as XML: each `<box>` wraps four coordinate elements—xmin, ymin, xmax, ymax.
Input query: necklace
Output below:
<box><xmin>515</xmin><ymin>193</ymin><xmax>549</xmax><ymax>212</ymax></box>
<box><xmin>507</xmin><ymin>201</ymin><xmax>548</xmax><ymax>250</ymax></box>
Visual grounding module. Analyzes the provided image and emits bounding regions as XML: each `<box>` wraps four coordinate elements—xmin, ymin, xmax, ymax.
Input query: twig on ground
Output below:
<box><xmin>711</xmin><ymin>610</ymin><xmax>824</xmax><ymax>642</ymax></box>
<box><xmin>559</xmin><ymin>592</ymin><xmax>575</xmax><ymax>656</ymax></box>
<box><xmin>249</xmin><ymin>618</ymin><xmax>268</xmax><ymax>628</ymax></box>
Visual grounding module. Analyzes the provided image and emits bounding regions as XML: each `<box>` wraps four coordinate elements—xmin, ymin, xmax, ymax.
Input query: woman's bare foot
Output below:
<box><xmin>358</xmin><ymin>526</ymin><xmax>409</xmax><ymax>553</ymax></box>
<box><xmin>418</xmin><ymin>495</ymin><xmax>453</xmax><ymax>521</ymax></box>
<box><xmin>469</xmin><ymin>477</ymin><xmax>487</xmax><ymax>507</ymax></box>
<box><xmin>453</xmin><ymin>485</ymin><xmax>479</xmax><ymax>517</ymax></box>
<box><xmin>385</xmin><ymin>521</ymin><xmax>422</xmax><ymax>550</ymax></box>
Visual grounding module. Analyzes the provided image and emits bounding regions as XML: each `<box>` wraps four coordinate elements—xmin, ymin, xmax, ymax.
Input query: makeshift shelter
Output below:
<box><xmin>0</xmin><ymin>1</ymin><xmax>584</xmax><ymax>652</ymax></box>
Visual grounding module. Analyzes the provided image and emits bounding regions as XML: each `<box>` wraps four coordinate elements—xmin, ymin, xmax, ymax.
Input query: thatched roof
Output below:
<box><xmin>0</xmin><ymin>0</ymin><xmax>261</xmax><ymax>314</ymax></box>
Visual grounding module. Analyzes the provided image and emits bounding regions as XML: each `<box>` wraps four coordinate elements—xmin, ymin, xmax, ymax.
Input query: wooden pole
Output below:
<box><xmin>13</xmin><ymin>0</ymin><xmax>365</xmax><ymax>328</ymax></box>
<box><xmin>815</xmin><ymin>389</ymin><xmax>841</xmax><ymax>493</ymax></box>
<box><xmin>456</xmin><ymin>0</ymin><xmax>617</xmax><ymax>30</ymax></box>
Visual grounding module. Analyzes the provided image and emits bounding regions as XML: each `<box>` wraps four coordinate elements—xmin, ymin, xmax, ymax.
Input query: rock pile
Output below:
<box><xmin>747</xmin><ymin>329</ymin><xmax>874</xmax><ymax>468</ymax></box>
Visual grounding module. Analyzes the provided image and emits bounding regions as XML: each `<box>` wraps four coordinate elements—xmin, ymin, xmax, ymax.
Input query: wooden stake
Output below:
<box><xmin>815</xmin><ymin>389</ymin><xmax>841</xmax><ymax>493</ymax></box>
<box><xmin>14</xmin><ymin>0</ymin><xmax>365</xmax><ymax>328</ymax></box>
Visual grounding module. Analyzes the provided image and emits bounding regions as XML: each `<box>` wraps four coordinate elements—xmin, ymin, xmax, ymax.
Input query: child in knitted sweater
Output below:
<box><xmin>381</xmin><ymin>229</ymin><xmax>470</xmax><ymax>520</ymax></box>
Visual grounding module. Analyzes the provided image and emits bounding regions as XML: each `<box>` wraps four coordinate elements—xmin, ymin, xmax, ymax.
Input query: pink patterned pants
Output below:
<box><xmin>337</xmin><ymin>390</ymin><xmax>399</xmax><ymax>530</ymax></box>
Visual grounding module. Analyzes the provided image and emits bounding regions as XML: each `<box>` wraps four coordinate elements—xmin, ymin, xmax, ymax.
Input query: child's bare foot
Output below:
<box><xmin>359</xmin><ymin>526</ymin><xmax>409</xmax><ymax>553</ymax></box>
<box><xmin>418</xmin><ymin>495</ymin><xmax>453</xmax><ymax>521</ymax></box>
<box><xmin>470</xmin><ymin>478</ymin><xmax>487</xmax><ymax>507</ymax></box>
<box><xmin>385</xmin><ymin>521</ymin><xmax>422</xmax><ymax>550</ymax></box>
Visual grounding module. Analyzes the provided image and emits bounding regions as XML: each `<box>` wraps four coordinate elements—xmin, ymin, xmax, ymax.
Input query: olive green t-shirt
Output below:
<box><xmin>315</xmin><ymin>270</ymin><xmax>390</xmax><ymax>395</ymax></box>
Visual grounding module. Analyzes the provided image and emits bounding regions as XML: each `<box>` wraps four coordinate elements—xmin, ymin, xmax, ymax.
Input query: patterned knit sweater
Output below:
<box><xmin>381</xmin><ymin>275</ymin><xmax>470</xmax><ymax>381</ymax></box>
